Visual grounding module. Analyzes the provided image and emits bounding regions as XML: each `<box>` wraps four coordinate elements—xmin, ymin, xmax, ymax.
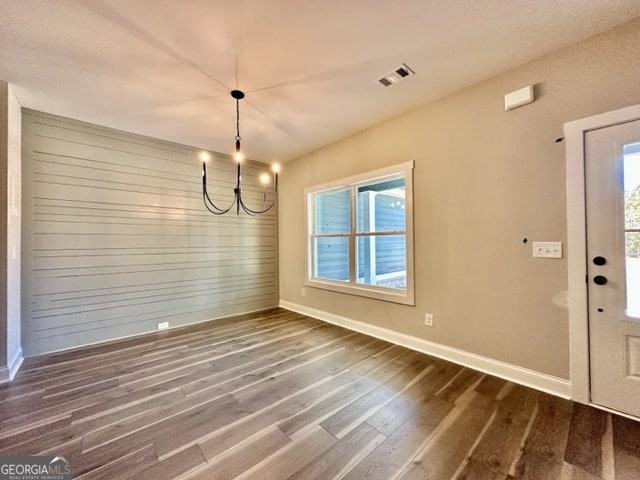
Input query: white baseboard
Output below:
<box><xmin>280</xmin><ymin>300</ymin><xmax>571</xmax><ymax>399</ymax></box>
<box><xmin>8</xmin><ymin>348</ymin><xmax>23</xmax><ymax>380</ymax></box>
<box><xmin>25</xmin><ymin>306</ymin><xmax>280</xmax><ymax>357</ymax></box>
<box><xmin>0</xmin><ymin>347</ymin><xmax>23</xmax><ymax>383</ymax></box>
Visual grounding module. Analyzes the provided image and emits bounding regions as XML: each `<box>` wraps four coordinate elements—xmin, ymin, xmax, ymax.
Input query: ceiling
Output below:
<box><xmin>2</xmin><ymin>1</ymin><xmax>640</xmax><ymax>163</ymax></box>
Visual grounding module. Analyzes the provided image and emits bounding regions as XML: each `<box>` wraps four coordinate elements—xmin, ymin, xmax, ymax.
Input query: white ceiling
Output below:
<box><xmin>1</xmin><ymin>1</ymin><xmax>640</xmax><ymax>163</ymax></box>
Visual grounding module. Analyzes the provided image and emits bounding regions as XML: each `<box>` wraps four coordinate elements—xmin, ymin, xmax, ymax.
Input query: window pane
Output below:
<box><xmin>357</xmin><ymin>177</ymin><xmax>405</xmax><ymax>232</ymax></box>
<box><xmin>314</xmin><ymin>237</ymin><xmax>349</xmax><ymax>281</ymax></box>
<box><xmin>357</xmin><ymin>234</ymin><xmax>406</xmax><ymax>289</ymax></box>
<box><xmin>626</xmin><ymin>233</ymin><xmax>640</xmax><ymax>318</ymax></box>
<box><xmin>315</xmin><ymin>189</ymin><xmax>350</xmax><ymax>234</ymax></box>
<box><xmin>624</xmin><ymin>144</ymin><xmax>640</xmax><ymax>318</ymax></box>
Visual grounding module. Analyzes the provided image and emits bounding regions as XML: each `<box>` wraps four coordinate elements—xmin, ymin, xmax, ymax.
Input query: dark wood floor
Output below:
<box><xmin>1</xmin><ymin>308</ymin><xmax>639</xmax><ymax>479</ymax></box>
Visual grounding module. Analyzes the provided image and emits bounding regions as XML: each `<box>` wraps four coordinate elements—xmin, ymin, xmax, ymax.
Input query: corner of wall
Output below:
<box><xmin>1</xmin><ymin>82</ymin><xmax>23</xmax><ymax>380</ymax></box>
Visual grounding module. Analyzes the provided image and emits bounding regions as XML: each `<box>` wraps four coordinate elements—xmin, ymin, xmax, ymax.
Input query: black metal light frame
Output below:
<box><xmin>202</xmin><ymin>90</ymin><xmax>278</xmax><ymax>216</ymax></box>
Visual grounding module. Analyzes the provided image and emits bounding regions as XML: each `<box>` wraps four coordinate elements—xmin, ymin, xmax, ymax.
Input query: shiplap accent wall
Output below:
<box><xmin>21</xmin><ymin>110</ymin><xmax>278</xmax><ymax>356</ymax></box>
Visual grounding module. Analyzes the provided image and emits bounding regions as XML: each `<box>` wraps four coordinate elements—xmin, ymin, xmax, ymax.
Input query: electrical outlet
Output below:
<box><xmin>157</xmin><ymin>322</ymin><xmax>169</xmax><ymax>330</ymax></box>
<box><xmin>424</xmin><ymin>313</ymin><xmax>434</xmax><ymax>327</ymax></box>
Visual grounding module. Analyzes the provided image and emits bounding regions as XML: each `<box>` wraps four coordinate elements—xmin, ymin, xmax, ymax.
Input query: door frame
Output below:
<box><xmin>565</xmin><ymin>103</ymin><xmax>640</xmax><ymax>405</ymax></box>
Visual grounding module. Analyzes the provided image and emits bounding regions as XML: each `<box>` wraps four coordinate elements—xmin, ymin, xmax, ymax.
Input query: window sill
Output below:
<box><xmin>305</xmin><ymin>278</ymin><xmax>415</xmax><ymax>306</ymax></box>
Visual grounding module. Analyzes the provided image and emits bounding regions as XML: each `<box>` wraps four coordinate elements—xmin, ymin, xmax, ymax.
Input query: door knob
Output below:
<box><xmin>593</xmin><ymin>275</ymin><xmax>608</xmax><ymax>285</ymax></box>
<box><xmin>593</xmin><ymin>256</ymin><xmax>607</xmax><ymax>266</ymax></box>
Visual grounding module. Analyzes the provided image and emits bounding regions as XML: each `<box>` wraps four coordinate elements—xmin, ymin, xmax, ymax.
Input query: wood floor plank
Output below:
<box><xmin>0</xmin><ymin>424</ymin><xmax>81</xmax><ymax>456</ymax></box>
<box><xmin>320</xmin><ymin>353</ymin><xmax>431</xmax><ymax>438</ymax></box>
<box><xmin>613</xmin><ymin>448</ymin><xmax>640</xmax><ymax>480</ymax></box>
<box><xmin>611</xmin><ymin>414</ymin><xmax>640</xmax><ymax>457</ymax></box>
<box><xmin>475</xmin><ymin>375</ymin><xmax>506</xmax><ymax>398</ymax></box>
<box><xmin>366</xmin><ymin>361</ymin><xmax>461</xmax><ymax>436</ymax></box>
<box><xmin>2</xmin><ymin>379</ymin><xmax>177</xmax><ymax>433</ymax></box>
<box><xmin>231</xmin><ymin>351</ymin><xmax>353</xmax><ymax>413</ymax></box>
<box><xmin>71</xmin><ymin>384</ymin><xmax>187</xmax><ymax>425</ymax></box>
<box><xmin>2</xmin><ymin>308</ymin><xmax>638</xmax><ymax>480</ymax></box>
<box><xmin>134</xmin><ymin>445</ymin><xmax>207</xmax><ymax>480</ymax></box>
<box><xmin>178</xmin><ymin>332</ymin><xmax>346</xmax><ymax>397</ymax></box>
<box><xmin>456</xmin><ymin>384</ymin><xmax>538</xmax><ymax>479</ymax></box>
<box><xmin>509</xmin><ymin>457</ymin><xmax>603</xmax><ymax>480</ymax></box>
<box><xmin>0</xmin><ymin>415</ymin><xmax>71</xmax><ymax>450</ymax></box>
<box><xmin>0</xmin><ymin>378</ymin><xmax>119</xmax><ymax>421</ymax></box>
<box><xmin>178</xmin><ymin>333</ymin><xmax>336</xmax><ymax>396</ymax></box>
<box><xmin>435</xmin><ymin>368</ymin><xmax>483</xmax><ymax>403</ymax></box>
<box><xmin>277</xmin><ymin>376</ymin><xmax>377</xmax><ymax>438</ymax></box>
<box><xmin>75</xmin><ymin>444</ymin><xmax>157</xmax><ymax>480</ymax></box>
<box><xmin>510</xmin><ymin>451</ymin><xmax>564</xmax><ymax>479</ymax></box>
<box><xmin>80</xmin><ymin>339</ymin><xmax>351</xmax><ymax>450</ymax></box>
<box><xmin>74</xmin><ymin>394</ymin><xmax>239</xmax><ymax>476</ymax></box>
<box><xmin>187</xmin><ymin>426</ymin><xmax>291</xmax><ymax>480</ymax></box>
<box><xmin>71</xmin><ymin>389</ymin><xmax>186</xmax><ymax>441</ymax></box>
<box><xmin>612</xmin><ymin>414</ymin><xmax>640</xmax><ymax>479</ymax></box>
<box><xmin>152</xmin><ymin>395</ymin><xmax>252</xmax><ymax>459</ymax></box>
<box><xmin>288</xmin><ymin>422</ymin><xmax>386</xmax><ymax>480</ymax></box>
<box><xmin>81</xmin><ymin>390</ymin><xmax>242</xmax><ymax>451</ymax></box>
<box><xmin>343</xmin><ymin>397</ymin><xmax>454</xmax><ymax>480</ymax></box>
<box><xmin>562</xmin><ymin>463</ymin><xmax>610</xmax><ymax>480</ymax></box>
<box><xmin>317</xmin><ymin>337</ymin><xmax>394</xmax><ymax>374</ymax></box>
<box><xmin>198</xmin><ymin>370</ymin><xmax>357</xmax><ymax>461</ymax></box>
<box><xmin>565</xmin><ymin>402</ymin><xmax>608</xmax><ymax>477</ymax></box>
<box><xmin>397</xmin><ymin>392</ymin><xmax>497</xmax><ymax>480</ymax></box>
<box><xmin>277</xmin><ymin>350</ymin><xmax>408</xmax><ymax>438</ymax></box>
<box><xmin>520</xmin><ymin>393</ymin><xmax>573</xmax><ymax>466</ymax></box>
<box><xmin>234</xmin><ymin>425</ymin><xmax>336</xmax><ymax>480</ymax></box>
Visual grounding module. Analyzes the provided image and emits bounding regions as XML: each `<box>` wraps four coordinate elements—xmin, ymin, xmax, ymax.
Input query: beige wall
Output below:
<box><xmin>279</xmin><ymin>18</ymin><xmax>640</xmax><ymax>379</ymax></box>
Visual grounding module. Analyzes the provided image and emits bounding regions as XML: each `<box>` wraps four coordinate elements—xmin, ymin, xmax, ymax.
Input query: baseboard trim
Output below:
<box><xmin>0</xmin><ymin>347</ymin><xmax>23</xmax><ymax>383</ymax></box>
<box><xmin>280</xmin><ymin>300</ymin><xmax>571</xmax><ymax>399</ymax></box>
<box><xmin>8</xmin><ymin>348</ymin><xmax>23</xmax><ymax>380</ymax></box>
<box><xmin>25</xmin><ymin>306</ymin><xmax>280</xmax><ymax>357</ymax></box>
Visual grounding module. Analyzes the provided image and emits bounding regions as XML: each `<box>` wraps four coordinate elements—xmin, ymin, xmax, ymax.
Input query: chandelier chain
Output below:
<box><xmin>235</xmin><ymin>98</ymin><xmax>241</xmax><ymax>142</ymax></box>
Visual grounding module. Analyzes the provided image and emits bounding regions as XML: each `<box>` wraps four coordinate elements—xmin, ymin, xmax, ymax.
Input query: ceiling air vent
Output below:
<box><xmin>378</xmin><ymin>63</ymin><xmax>415</xmax><ymax>87</ymax></box>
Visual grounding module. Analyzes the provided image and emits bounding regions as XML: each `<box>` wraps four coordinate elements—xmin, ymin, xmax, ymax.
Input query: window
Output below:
<box><xmin>306</xmin><ymin>161</ymin><xmax>414</xmax><ymax>305</ymax></box>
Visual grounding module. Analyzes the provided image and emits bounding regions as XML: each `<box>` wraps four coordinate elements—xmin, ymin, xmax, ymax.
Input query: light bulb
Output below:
<box><xmin>234</xmin><ymin>151</ymin><xmax>244</xmax><ymax>162</ymax></box>
<box><xmin>200</xmin><ymin>151</ymin><xmax>210</xmax><ymax>162</ymax></box>
<box><xmin>260</xmin><ymin>173</ymin><xmax>270</xmax><ymax>185</ymax></box>
<box><xmin>271</xmin><ymin>163</ymin><xmax>281</xmax><ymax>173</ymax></box>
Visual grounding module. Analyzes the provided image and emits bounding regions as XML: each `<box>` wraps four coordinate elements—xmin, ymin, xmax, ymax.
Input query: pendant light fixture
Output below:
<box><xmin>201</xmin><ymin>89</ymin><xmax>279</xmax><ymax>215</ymax></box>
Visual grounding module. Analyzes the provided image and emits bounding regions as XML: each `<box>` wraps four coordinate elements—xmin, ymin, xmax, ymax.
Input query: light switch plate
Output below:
<box><xmin>533</xmin><ymin>241</ymin><xmax>563</xmax><ymax>258</ymax></box>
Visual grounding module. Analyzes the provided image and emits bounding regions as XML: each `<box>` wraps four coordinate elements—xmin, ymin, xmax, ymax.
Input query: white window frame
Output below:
<box><xmin>305</xmin><ymin>161</ymin><xmax>415</xmax><ymax>305</ymax></box>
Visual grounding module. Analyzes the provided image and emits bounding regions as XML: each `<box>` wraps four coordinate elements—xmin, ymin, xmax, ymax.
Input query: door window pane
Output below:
<box><xmin>623</xmin><ymin>142</ymin><xmax>640</xmax><ymax>317</ymax></box>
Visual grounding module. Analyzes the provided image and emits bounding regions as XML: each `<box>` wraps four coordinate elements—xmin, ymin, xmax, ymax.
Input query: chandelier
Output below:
<box><xmin>201</xmin><ymin>90</ymin><xmax>279</xmax><ymax>215</ymax></box>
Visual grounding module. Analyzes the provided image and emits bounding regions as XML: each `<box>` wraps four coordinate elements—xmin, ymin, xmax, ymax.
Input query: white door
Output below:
<box><xmin>586</xmin><ymin>119</ymin><xmax>640</xmax><ymax>417</ymax></box>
